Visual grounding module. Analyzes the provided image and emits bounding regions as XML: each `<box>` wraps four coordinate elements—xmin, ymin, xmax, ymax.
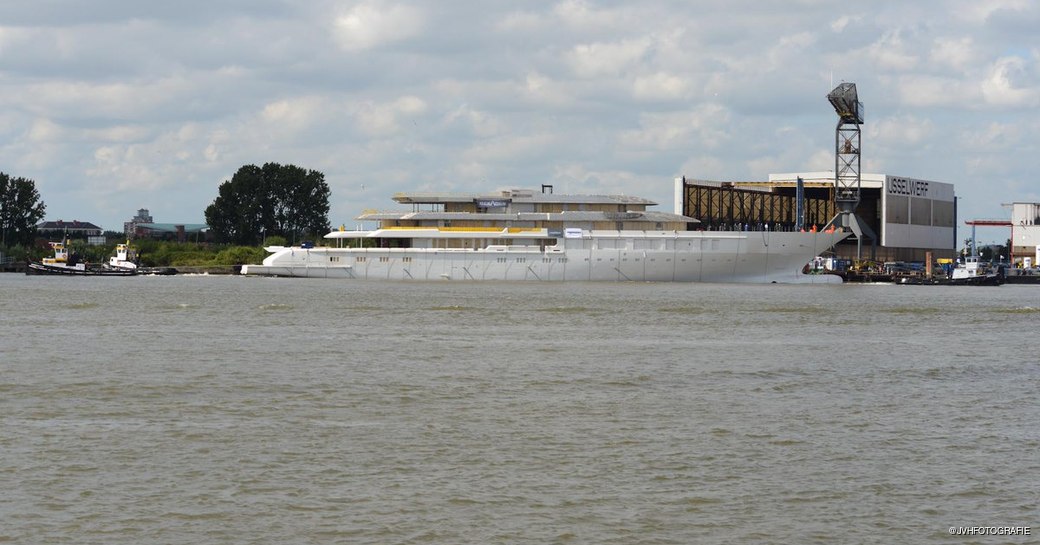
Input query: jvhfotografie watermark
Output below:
<box><xmin>949</xmin><ymin>526</ymin><xmax>1031</xmax><ymax>536</ymax></box>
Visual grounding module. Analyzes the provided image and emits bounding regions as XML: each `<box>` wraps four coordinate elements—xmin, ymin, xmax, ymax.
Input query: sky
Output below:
<box><xmin>1</xmin><ymin>0</ymin><xmax>1037</xmax><ymax>244</ymax></box>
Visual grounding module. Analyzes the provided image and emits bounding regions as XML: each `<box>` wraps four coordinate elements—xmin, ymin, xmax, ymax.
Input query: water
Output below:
<box><xmin>1</xmin><ymin>274</ymin><xmax>1037</xmax><ymax>544</ymax></box>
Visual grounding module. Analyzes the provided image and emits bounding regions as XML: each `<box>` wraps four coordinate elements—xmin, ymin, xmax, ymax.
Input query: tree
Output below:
<box><xmin>205</xmin><ymin>163</ymin><xmax>331</xmax><ymax>245</ymax></box>
<box><xmin>0</xmin><ymin>172</ymin><xmax>47</xmax><ymax>248</ymax></box>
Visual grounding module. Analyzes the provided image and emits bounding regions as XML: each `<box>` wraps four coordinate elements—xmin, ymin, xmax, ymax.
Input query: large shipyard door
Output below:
<box><xmin>681</xmin><ymin>182</ymin><xmax>835</xmax><ymax>231</ymax></box>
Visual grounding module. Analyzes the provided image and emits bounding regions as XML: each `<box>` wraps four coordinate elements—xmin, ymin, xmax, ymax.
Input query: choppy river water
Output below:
<box><xmin>1</xmin><ymin>274</ymin><xmax>1037</xmax><ymax>544</ymax></box>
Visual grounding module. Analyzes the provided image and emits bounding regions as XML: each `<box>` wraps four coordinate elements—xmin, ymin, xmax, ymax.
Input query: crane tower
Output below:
<box><xmin>823</xmin><ymin>82</ymin><xmax>876</xmax><ymax>259</ymax></box>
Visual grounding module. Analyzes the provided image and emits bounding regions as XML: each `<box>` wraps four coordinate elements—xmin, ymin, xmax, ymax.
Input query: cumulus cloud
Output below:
<box><xmin>893</xmin><ymin>75</ymin><xmax>979</xmax><ymax>108</ymax></box>
<box><xmin>929</xmin><ymin>36</ymin><xmax>978</xmax><ymax>71</ymax></box>
<box><xmin>0</xmin><ymin>0</ymin><xmax>1037</xmax><ymax>229</ymax></box>
<box><xmin>619</xmin><ymin>104</ymin><xmax>733</xmax><ymax>152</ymax></box>
<box><xmin>553</xmin><ymin>0</ymin><xmax>624</xmax><ymax>31</ymax></box>
<box><xmin>958</xmin><ymin>121</ymin><xmax>1021</xmax><ymax>149</ymax></box>
<box><xmin>864</xmin><ymin>30</ymin><xmax>920</xmax><ymax>72</ymax></box>
<box><xmin>566</xmin><ymin>38</ymin><xmax>651</xmax><ymax>78</ymax></box>
<box><xmin>952</xmin><ymin>0</ymin><xmax>1032</xmax><ymax>23</ymax></box>
<box><xmin>443</xmin><ymin>104</ymin><xmax>504</xmax><ymax>138</ymax></box>
<box><xmin>497</xmin><ymin>10</ymin><xmax>543</xmax><ymax>33</ymax></box>
<box><xmin>331</xmin><ymin>2</ymin><xmax>424</xmax><ymax>51</ymax></box>
<box><xmin>830</xmin><ymin>15</ymin><xmax>855</xmax><ymax>32</ymax></box>
<box><xmin>981</xmin><ymin>56</ymin><xmax>1039</xmax><ymax>107</ymax></box>
<box><xmin>632</xmin><ymin>72</ymin><xmax>689</xmax><ymax>102</ymax></box>
<box><xmin>869</xmin><ymin>115</ymin><xmax>935</xmax><ymax>146</ymax></box>
<box><xmin>27</xmin><ymin>118</ymin><xmax>65</xmax><ymax>143</ymax></box>
<box><xmin>353</xmin><ymin>96</ymin><xmax>427</xmax><ymax>136</ymax></box>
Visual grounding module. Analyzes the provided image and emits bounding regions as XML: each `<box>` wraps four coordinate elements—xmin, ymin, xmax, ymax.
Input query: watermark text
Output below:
<box><xmin>949</xmin><ymin>526</ymin><xmax>1031</xmax><ymax>536</ymax></box>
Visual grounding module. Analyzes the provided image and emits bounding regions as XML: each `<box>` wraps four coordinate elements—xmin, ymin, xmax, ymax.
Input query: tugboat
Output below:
<box><xmin>26</xmin><ymin>237</ymin><xmax>137</xmax><ymax>276</ymax></box>
<box><xmin>107</xmin><ymin>241</ymin><xmax>138</xmax><ymax>272</ymax></box>
<box><xmin>948</xmin><ymin>256</ymin><xmax>1005</xmax><ymax>286</ymax></box>
<box><xmin>106</xmin><ymin>240</ymin><xmax>177</xmax><ymax>275</ymax></box>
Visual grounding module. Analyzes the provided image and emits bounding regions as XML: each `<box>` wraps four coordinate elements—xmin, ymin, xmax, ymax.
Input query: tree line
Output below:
<box><xmin>0</xmin><ymin>173</ymin><xmax>47</xmax><ymax>248</ymax></box>
<box><xmin>205</xmin><ymin>163</ymin><xmax>331</xmax><ymax>245</ymax></box>
<box><xmin>0</xmin><ymin>162</ymin><xmax>333</xmax><ymax>252</ymax></box>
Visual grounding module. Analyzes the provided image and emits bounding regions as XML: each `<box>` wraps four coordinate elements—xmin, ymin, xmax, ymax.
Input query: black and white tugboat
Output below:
<box><xmin>948</xmin><ymin>255</ymin><xmax>1005</xmax><ymax>286</ymax></box>
<box><xmin>26</xmin><ymin>238</ymin><xmax>137</xmax><ymax>276</ymax></box>
<box><xmin>106</xmin><ymin>241</ymin><xmax>177</xmax><ymax>275</ymax></box>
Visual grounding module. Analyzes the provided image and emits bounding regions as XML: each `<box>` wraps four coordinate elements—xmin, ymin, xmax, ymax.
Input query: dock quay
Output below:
<box><xmin>1</xmin><ymin>259</ymin><xmax>26</xmax><ymax>273</ymax></box>
<box><xmin>1005</xmin><ymin>270</ymin><xmax>1040</xmax><ymax>284</ymax></box>
<box><xmin>167</xmin><ymin>266</ymin><xmax>239</xmax><ymax>275</ymax></box>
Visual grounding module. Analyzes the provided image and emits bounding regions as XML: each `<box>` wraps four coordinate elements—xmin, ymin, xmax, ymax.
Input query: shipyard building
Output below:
<box><xmin>1010</xmin><ymin>203</ymin><xmax>1040</xmax><ymax>267</ymax></box>
<box><xmin>675</xmin><ymin>172</ymin><xmax>957</xmax><ymax>262</ymax></box>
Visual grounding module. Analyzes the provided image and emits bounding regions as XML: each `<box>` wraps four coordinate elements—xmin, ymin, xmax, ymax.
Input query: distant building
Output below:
<box><xmin>124</xmin><ymin>208</ymin><xmax>154</xmax><ymax>238</ymax></box>
<box><xmin>132</xmin><ymin>222</ymin><xmax>210</xmax><ymax>242</ymax></box>
<box><xmin>123</xmin><ymin>208</ymin><xmax>209</xmax><ymax>242</ymax></box>
<box><xmin>37</xmin><ymin>220</ymin><xmax>103</xmax><ymax>239</ymax></box>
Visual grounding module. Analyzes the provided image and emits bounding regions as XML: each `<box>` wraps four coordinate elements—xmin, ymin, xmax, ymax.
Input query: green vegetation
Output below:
<box><xmin>11</xmin><ymin>239</ymin><xmax>268</xmax><ymax>267</ymax></box>
<box><xmin>1</xmin><ymin>162</ymin><xmax>332</xmax><ymax>267</ymax></box>
<box><xmin>130</xmin><ymin>240</ymin><xmax>268</xmax><ymax>267</ymax></box>
<box><xmin>205</xmin><ymin>162</ymin><xmax>331</xmax><ymax>245</ymax></box>
<box><xmin>1</xmin><ymin>172</ymin><xmax>46</xmax><ymax>247</ymax></box>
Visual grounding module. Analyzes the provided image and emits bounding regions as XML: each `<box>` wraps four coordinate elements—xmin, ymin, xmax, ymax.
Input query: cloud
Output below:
<box><xmin>262</xmin><ymin>96</ymin><xmax>331</xmax><ymax>131</ymax></box>
<box><xmin>870</xmin><ymin>115</ymin><xmax>935</xmax><ymax>145</ymax></box>
<box><xmin>353</xmin><ymin>96</ymin><xmax>427</xmax><ymax>136</ymax></box>
<box><xmin>521</xmin><ymin>72</ymin><xmax>574</xmax><ymax>108</ymax></box>
<box><xmin>864</xmin><ymin>30</ymin><xmax>920</xmax><ymax>72</ymax></box>
<box><xmin>553</xmin><ymin>0</ymin><xmax>624</xmax><ymax>31</ymax></box>
<box><xmin>1</xmin><ymin>0</ymin><xmax>1038</xmax><ymax>231</ymax></box>
<box><xmin>830</xmin><ymin>15</ymin><xmax>855</xmax><ymax>32</ymax></box>
<box><xmin>614</xmin><ymin>104</ymin><xmax>735</xmax><ymax>180</ymax></box>
<box><xmin>443</xmin><ymin>104</ymin><xmax>504</xmax><ymax>138</ymax></box>
<box><xmin>951</xmin><ymin>0</ymin><xmax>1032</xmax><ymax>24</ymax></box>
<box><xmin>632</xmin><ymin>72</ymin><xmax>689</xmax><ymax>102</ymax></box>
<box><xmin>27</xmin><ymin>118</ymin><xmax>65</xmax><ymax>143</ymax></box>
<box><xmin>958</xmin><ymin>121</ymin><xmax>1021</xmax><ymax>150</ymax></box>
<box><xmin>893</xmin><ymin>75</ymin><xmax>980</xmax><ymax>108</ymax></box>
<box><xmin>497</xmin><ymin>10</ymin><xmax>543</xmax><ymax>33</ymax></box>
<box><xmin>981</xmin><ymin>56</ymin><xmax>1040</xmax><ymax>107</ymax></box>
<box><xmin>566</xmin><ymin>38</ymin><xmax>651</xmax><ymax>78</ymax></box>
<box><xmin>331</xmin><ymin>2</ymin><xmax>424</xmax><ymax>51</ymax></box>
<box><xmin>929</xmin><ymin>36</ymin><xmax>978</xmax><ymax>71</ymax></box>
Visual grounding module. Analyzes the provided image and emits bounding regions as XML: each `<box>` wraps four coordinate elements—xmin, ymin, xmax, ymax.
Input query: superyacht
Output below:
<box><xmin>241</xmin><ymin>187</ymin><xmax>848</xmax><ymax>283</ymax></box>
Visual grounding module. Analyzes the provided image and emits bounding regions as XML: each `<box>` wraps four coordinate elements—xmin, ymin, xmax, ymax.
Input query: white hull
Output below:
<box><xmin>242</xmin><ymin>231</ymin><xmax>847</xmax><ymax>283</ymax></box>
